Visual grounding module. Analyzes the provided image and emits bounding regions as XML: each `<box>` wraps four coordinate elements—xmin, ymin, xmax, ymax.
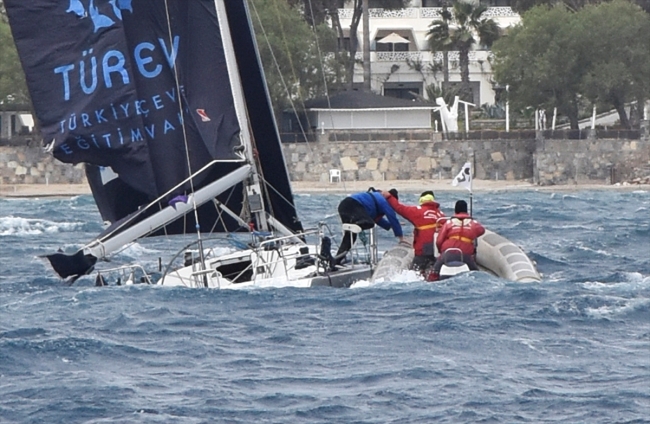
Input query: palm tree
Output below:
<box><xmin>426</xmin><ymin>5</ymin><xmax>454</xmax><ymax>84</ymax></box>
<box><xmin>427</xmin><ymin>1</ymin><xmax>500</xmax><ymax>101</ymax></box>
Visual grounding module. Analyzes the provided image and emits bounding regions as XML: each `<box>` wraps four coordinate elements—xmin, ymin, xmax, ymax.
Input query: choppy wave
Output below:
<box><xmin>0</xmin><ymin>190</ymin><xmax>649</xmax><ymax>423</ymax></box>
<box><xmin>0</xmin><ymin>215</ymin><xmax>83</xmax><ymax>236</ymax></box>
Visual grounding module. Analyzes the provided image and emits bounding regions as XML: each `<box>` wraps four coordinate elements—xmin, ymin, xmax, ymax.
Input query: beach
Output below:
<box><xmin>0</xmin><ymin>179</ymin><xmax>648</xmax><ymax>198</ymax></box>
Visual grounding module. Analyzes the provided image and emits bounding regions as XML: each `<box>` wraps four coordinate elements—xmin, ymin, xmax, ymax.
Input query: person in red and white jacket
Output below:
<box><xmin>430</xmin><ymin>200</ymin><xmax>485</xmax><ymax>281</ymax></box>
<box><xmin>382</xmin><ymin>189</ymin><xmax>445</xmax><ymax>276</ymax></box>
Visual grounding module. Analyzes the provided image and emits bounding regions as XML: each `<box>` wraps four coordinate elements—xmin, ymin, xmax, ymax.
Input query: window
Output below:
<box><xmin>480</xmin><ymin>0</ymin><xmax>512</xmax><ymax>6</ymax></box>
<box><xmin>422</xmin><ymin>0</ymin><xmax>448</xmax><ymax>7</ymax></box>
<box><xmin>384</xmin><ymin>82</ymin><xmax>422</xmax><ymax>101</ymax></box>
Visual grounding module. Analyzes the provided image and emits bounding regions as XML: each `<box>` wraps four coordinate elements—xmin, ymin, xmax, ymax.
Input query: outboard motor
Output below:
<box><xmin>439</xmin><ymin>248</ymin><xmax>471</xmax><ymax>280</ymax></box>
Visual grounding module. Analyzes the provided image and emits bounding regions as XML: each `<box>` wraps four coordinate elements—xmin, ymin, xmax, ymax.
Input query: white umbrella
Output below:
<box><xmin>377</xmin><ymin>32</ymin><xmax>410</xmax><ymax>44</ymax></box>
<box><xmin>377</xmin><ymin>32</ymin><xmax>410</xmax><ymax>52</ymax></box>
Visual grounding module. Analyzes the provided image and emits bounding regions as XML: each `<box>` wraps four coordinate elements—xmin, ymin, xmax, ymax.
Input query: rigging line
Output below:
<box><xmin>256</xmin><ymin>172</ymin><xmax>307</xmax><ymax>227</ymax></box>
<box><xmin>162</xmin><ymin>0</ymin><xmax>204</xmax><ymax>243</ymax></box>
<box><xmin>209</xmin><ymin>200</ymin><xmax>228</xmax><ymax>236</ymax></box>
<box><xmin>92</xmin><ymin>160</ymin><xmax>234</xmax><ymax>244</ymax></box>
<box><xmin>270</xmin><ymin>0</ymin><xmax>304</xmax><ymax>109</ymax></box>
<box><xmin>208</xmin><ymin>185</ymin><xmax>238</xmax><ymax>235</ymax></box>
<box><xmin>306</xmin><ymin>0</ymin><xmax>338</xmax><ymax>143</ymax></box>
<box><xmin>301</xmin><ymin>0</ymin><xmax>344</xmax><ymax>194</ymax></box>
<box><xmin>249</xmin><ymin>0</ymin><xmax>313</xmax><ymax>149</ymax></box>
<box><xmin>250</xmin><ymin>148</ymin><xmax>277</xmax><ymax>226</ymax></box>
<box><xmin>257</xmin><ymin>172</ymin><xmax>292</xmax><ymax>210</ymax></box>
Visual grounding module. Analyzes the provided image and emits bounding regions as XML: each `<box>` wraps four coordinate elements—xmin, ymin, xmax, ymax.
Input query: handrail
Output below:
<box><xmin>92</xmin><ymin>264</ymin><xmax>153</xmax><ymax>285</ymax></box>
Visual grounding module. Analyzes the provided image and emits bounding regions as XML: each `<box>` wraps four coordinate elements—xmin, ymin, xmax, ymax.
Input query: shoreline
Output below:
<box><xmin>0</xmin><ymin>180</ymin><xmax>648</xmax><ymax>198</ymax></box>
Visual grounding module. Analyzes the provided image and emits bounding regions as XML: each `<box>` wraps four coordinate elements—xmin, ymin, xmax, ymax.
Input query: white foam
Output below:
<box><xmin>575</xmin><ymin>242</ymin><xmax>611</xmax><ymax>257</ymax></box>
<box><xmin>582</xmin><ymin>273</ymin><xmax>650</xmax><ymax>292</ymax></box>
<box><xmin>117</xmin><ymin>242</ymin><xmax>160</xmax><ymax>258</ymax></box>
<box><xmin>0</xmin><ymin>216</ymin><xmax>82</xmax><ymax>236</ymax></box>
<box><xmin>350</xmin><ymin>269</ymin><xmax>423</xmax><ymax>288</ymax></box>
<box><xmin>500</xmin><ymin>204</ymin><xmax>533</xmax><ymax>212</ymax></box>
<box><xmin>586</xmin><ymin>298</ymin><xmax>649</xmax><ymax>318</ymax></box>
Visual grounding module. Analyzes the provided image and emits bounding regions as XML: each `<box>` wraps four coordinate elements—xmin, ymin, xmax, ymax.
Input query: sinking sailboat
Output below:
<box><xmin>6</xmin><ymin>0</ymin><xmax>377</xmax><ymax>288</ymax></box>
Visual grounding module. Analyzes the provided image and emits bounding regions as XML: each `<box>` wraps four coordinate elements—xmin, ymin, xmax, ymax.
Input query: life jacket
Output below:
<box><xmin>437</xmin><ymin>213</ymin><xmax>485</xmax><ymax>256</ymax></box>
<box><xmin>386</xmin><ymin>196</ymin><xmax>444</xmax><ymax>256</ymax></box>
<box><xmin>413</xmin><ymin>205</ymin><xmax>445</xmax><ymax>256</ymax></box>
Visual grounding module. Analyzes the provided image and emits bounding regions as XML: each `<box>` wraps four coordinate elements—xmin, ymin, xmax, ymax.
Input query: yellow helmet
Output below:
<box><xmin>419</xmin><ymin>191</ymin><xmax>435</xmax><ymax>205</ymax></box>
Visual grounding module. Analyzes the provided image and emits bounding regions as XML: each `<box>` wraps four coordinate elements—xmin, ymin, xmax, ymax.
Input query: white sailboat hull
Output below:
<box><xmin>158</xmin><ymin>243</ymin><xmax>373</xmax><ymax>289</ymax></box>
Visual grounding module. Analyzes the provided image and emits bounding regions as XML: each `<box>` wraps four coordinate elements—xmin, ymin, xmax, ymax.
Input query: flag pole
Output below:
<box><xmin>469</xmin><ymin>164</ymin><xmax>473</xmax><ymax>217</ymax></box>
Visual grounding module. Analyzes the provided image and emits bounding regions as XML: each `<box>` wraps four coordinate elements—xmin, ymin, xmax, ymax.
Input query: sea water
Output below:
<box><xmin>0</xmin><ymin>189</ymin><xmax>648</xmax><ymax>423</ymax></box>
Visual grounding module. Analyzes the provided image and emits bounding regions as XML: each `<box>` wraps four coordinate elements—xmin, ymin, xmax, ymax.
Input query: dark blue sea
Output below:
<box><xmin>1</xmin><ymin>189</ymin><xmax>649</xmax><ymax>423</ymax></box>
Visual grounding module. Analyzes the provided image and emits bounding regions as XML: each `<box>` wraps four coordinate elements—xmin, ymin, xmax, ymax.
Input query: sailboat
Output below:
<box><xmin>6</xmin><ymin>0</ymin><xmax>378</xmax><ymax>288</ymax></box>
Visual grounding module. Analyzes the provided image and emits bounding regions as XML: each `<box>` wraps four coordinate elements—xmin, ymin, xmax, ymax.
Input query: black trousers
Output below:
<box><xmin>411</xmin><ymin>254</ymin><xmax>436</xmax><ymax>274</ymax></box>
<box><xmin>335</xmin><ymin>197</ymin><xmax>376</xmax><ymax>257</ymax></box>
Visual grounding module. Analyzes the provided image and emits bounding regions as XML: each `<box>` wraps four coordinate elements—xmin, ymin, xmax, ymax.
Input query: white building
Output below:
<box><xmin>0</xmin><ymin>110</ymin><xmax>34</xmax><ymax>139</ymax></box>
<box><xmin>304</xmin><ymin>90</ymin><xmax>438</xmax><ymax>130</ymax></box>
<box><xmin>337</xmin><ymin>0</ymin><xmax>520</xmax><ymax>106</ymax></box>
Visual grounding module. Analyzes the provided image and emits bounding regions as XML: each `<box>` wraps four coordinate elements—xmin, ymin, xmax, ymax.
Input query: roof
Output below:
<box><xmin>303</xmin><ymin>90</ymin><xmax>436</xmax><ymax>110</ymax></box>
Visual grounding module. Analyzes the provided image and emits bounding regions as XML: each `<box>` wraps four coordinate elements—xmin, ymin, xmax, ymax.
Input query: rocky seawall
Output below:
<box><xmin>1</xmin><ymin>129</ymin><xmax>649</xmax><ymax>187</ymax></box>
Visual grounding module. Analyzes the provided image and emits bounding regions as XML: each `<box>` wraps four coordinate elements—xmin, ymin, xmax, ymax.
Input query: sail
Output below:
<box><xmin>6</xmin><ymin>0</ymin><xmax>302</xmax><ymax>235</ymax></box>
<box><xmin>6</xmin><ymin>0</ymin><xmax>304</xmax><ymax>279</ymax></box>
<box><xmin>223</xmin><ymin>1</ymin><xmax>302</xmax><ymax>234</ymax></box>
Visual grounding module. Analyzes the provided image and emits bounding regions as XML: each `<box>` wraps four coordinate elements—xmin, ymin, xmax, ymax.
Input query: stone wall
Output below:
<box><xmin>284</xmin><ymin>128</ymin><xmax>649</xmax><ymax>185</ymax></box>
<box><xmin>283</xmin><ymin>138</ymin><xmax>537</xmax><ymax>183</ymax></box>
<box><xmin>1</xmin><ymin>129</ymin><xmax>649</xmax><ymax>186</ymax></box>
<box><xmin>534</xmin><ymin>137</ymin><xmax>650</xmax><ymax>185</ymax></box>
<box><xmin>0</xmin><ymin>146</ymin><xmax>84</xmax><ymax>185</ymax></box>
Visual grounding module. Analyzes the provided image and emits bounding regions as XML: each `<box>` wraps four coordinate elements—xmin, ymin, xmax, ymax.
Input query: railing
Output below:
<box><xmin>92</xmin><ymin>264</ymin><xmax>154</xmax><ymax>286</ymax></box>
<box><xmin>359</xmin><ymin>50</ymin><xmax>483</xmax><ymax>62</ymax></box>
<box><xmin>440</xmin><ymin>129</ymin><xmax>643</xmax><ymax>140</ymax></box>
<box><xmin>218</xmin><ymin>229</ymin><xmax>320</xmax><ymax>285</ymax></box>
<box><xmin>375</xmin><ymin>51</ymin><xmax>423</xmax><ymax>62</ymax></box>
<box><xmin>337</xmin><ymin>7</ymin><xmax>519</xmax><ymax>20</ymax></box>
<box><xmin>281</xmin><ymin>129</ymin><xmax>646</xmax><ymax>143</ymax></box>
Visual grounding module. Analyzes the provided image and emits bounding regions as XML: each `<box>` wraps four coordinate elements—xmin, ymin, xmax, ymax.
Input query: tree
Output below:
<box><xmin>341</xmin><ymin>0</ymin><xmax>408</xmax><ymax>90</ymax></box>
<box><xmin>491</xmin><ymin>5</ymin><xmax>586</xmax><ymax>128</ymax></box>
<box><xmin>511</xmin><ymin>0</ymin><xmax>588</xmax><ymax>13</ymax></box>
<box><xmin>426</xmin><ymin>5</ymin><xmax>454</xmax><ymax>83</ymax></box>
<box><xmin>511</xmin><ymin>0</ymin><xmax>650</xmax><ymax>15</ymax></box>
<box><xmin>427</xmin><ymin>1</ymin><xmax>500</xmax><ymax>102</ymax></box>
<box><xmin>0</xmin><ymin>18</ymin><xmax>29</xmax><ymax>109</ymax></box>
<box><xmin>291</xmin><ymin>0</ymin><xmax>342</xmax><ymax>26</ymax></box>
<box><xmin>578</xmin><ymin>0</ymin><xmax>650</xmax><ymax>128</ymax></box>
<box><xmin>492</xmin><ymin>2</ymin><xmax>650</xmax><ymax>129</ymax></box>
<box><xmin>249</xmin><ymin>0</ymin><xmax>342</xmax><ymax>120</ymax></box>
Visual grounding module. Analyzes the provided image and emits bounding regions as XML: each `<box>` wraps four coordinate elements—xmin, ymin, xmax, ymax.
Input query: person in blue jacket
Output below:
<box><xmin>334</xmin><ymin>188</ymin><xmax>404</xmax><ymax>261</ymax></box>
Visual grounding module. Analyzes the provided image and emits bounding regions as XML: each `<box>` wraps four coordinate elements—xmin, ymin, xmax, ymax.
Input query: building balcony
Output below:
<box><xmin>337</xmin><ymin>7</ymin><xmax>519</xmax><ymax>21</ymax></box>
<box><xmin>370</xmin><ymin>50</ymin><xmax>489</xmax><ymax>62</ymax></box>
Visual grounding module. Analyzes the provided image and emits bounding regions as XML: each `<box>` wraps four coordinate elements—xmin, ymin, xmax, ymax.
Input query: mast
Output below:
<box><xmin>213</xmin><ymin>0</ymin><xmax>269</xmax><ymax>232</ymax></box>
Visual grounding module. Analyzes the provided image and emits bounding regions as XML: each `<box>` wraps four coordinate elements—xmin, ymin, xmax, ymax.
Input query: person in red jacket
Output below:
<box><xmin>382</xmin><ymin>189</ymin><xmax>445</xmax><ymax>276</ymax></box>
<box><xmin>429</xmin><ymin>199</ymin><xmax>485</xmax><ymax>281</ymax></box>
